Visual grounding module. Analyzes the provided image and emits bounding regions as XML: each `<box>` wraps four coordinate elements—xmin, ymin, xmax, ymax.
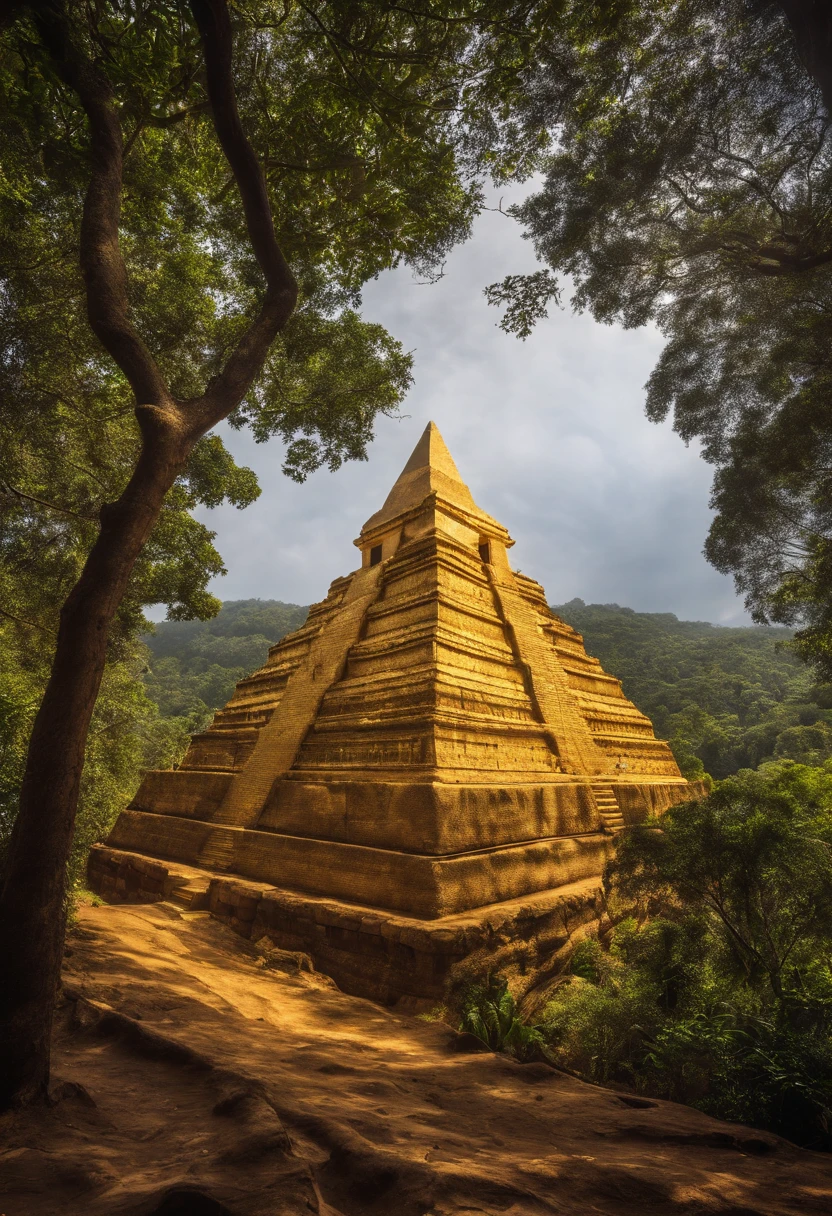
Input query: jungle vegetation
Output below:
<box><xmin>142</xmin><ymin>598</ymin><xmax>309</xmax><ymax>724</ymax></box>
<box><xmin>541</xmin><ymin>763</ymin><xmax>832</xmax><ymax>1150</ymax></box>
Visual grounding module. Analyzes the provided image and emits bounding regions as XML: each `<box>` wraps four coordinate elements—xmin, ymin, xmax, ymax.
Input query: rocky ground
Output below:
<box><xmin>3</xmin><ymin>901</ymin><xmax>832</xmax><ymax>1215</ymax></box>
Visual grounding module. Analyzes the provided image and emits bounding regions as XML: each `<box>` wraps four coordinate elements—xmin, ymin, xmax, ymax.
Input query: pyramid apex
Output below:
<box><xmin>361</xmin><ymin>421</ymin><xmax>494</xmax><ymax>536</ymax></box>
<box><xmin>399</xmin><ymin>421</ymin><xmax>464</xmax><ymax>481</ymax></box>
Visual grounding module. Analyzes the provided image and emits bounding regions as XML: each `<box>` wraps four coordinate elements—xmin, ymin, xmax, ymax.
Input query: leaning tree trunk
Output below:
<box><xmin>0</xmin><ymin>433</ymin><xmax>190</xmax><ymax>1104</ymax></box>
<box><xmin>0</xmin><ymin>0</ymin><xmax>296</xmax><ymax>1109</ymax></box>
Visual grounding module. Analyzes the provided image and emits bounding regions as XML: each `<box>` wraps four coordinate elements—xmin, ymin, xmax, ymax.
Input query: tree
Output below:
<box><xmin>486</xmin><ymin>0</ymin><xmax>832</xmax><ymax>678</ymax></box>
<box><xmin>0</xmin><ymin>0</ymin><xmax>543</xmax><ymax>1107</ymax></box>
<box><xmin>608</xmin><ymin>764</ymin><xmax>832</xmax><ymax>1001</ymax></box>
<box><xmin>540</xmin><ymin>763</ymin><xmax>832</xmax><ymax>1145</ymax></box>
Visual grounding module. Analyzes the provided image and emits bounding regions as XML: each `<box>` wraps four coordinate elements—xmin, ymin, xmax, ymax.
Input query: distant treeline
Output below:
<box><xmin>141</xmin><ymin>597</ymin><xmax>832</xmax><ymax>780</ymax></box>
<box><xmin>554</xmin><ymin>600</ymin><xmax>832</xmax><ymax>779</ymax></box>
<box><xmin>143</xmin><ymin>599</ymin><xmax>309</xmax><ymax>727</ymax></box>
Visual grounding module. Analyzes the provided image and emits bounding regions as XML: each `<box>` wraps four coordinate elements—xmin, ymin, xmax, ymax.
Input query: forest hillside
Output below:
<box><xmin>142</xmin><ymin>597</ymin><xmax>832</xmax><ymax>780</ymax></box>
<box><xmin>554</xmin><ymin>600</ymin><xmax>832</xmax><ymax>779</ymax></box>
<box><xmin>143</xmin><ymin>599</ymin><xmax>309</xmax><ymax>728</ymax></box>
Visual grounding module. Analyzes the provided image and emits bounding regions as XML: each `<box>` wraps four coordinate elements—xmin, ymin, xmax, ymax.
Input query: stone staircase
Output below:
<box><xmin>196</xmin><ymin>827</ymin><xmax>238</xmax><ymax>872</ymax></box>
<box><xmin>167</xmin><ymin>878</ymin><xmax>211</xmax><ymax>911</ymax></box>
<box><xmin>590</xmin><ymin>781</ymin><xmax>626</xmax><ymax>834</ymax></box>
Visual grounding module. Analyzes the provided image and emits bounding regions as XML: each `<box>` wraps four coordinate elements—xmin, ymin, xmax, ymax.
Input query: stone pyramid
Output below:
<box><xmin>103</xmin><ymin>422</ymin><xmax>691</xmax><ymax>920</ymax></box>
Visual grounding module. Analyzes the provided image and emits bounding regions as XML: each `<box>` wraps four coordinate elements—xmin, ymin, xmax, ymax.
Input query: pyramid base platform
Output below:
<box><xmin>87</xmin><ymin>843</ymin><xmax>605</xmax><ymax>1007</ymax></box>
<box><xmin>104</xmin><ymin>807</ymin><xmax>620</xmax><ymax>917</ymax></box>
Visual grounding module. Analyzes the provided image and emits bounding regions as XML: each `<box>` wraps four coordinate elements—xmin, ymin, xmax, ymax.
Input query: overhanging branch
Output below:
<box><xmin>31</xmin><ymin>0</ymin><xmax>171</xmax><ymax>410</ymax></box>
<box><xmin>187</xmin><ymin>0</ymin><xmax>297</xmax><ymax>428</ymax></box>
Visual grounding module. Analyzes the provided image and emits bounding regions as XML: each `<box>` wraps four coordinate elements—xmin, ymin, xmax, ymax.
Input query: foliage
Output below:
<box><xmin>609</xmin><ymin>764</ymin><xmax>832</xmax><ymax>998</ymax></box>
<box><xmin>544</xmin><ymin>923</ymin><xmax>709</xmax><ymax>1086</ymax></box>
<box><xmin>544</xmin><ymin>763</ymin><xmax>832</xmax><ymax>1147</ymax></box>
<box><xmin>555</xmin><ymin>599</ymin><xmax>832</xmax><ymax>779</ymax></box>
<box><xmin>459</xmin><ymin>973</ymin><xmax>544</xmax><ymax>1062</ymax></box>
<box><xmin>0</xmin><ymin>628</ymin><xmax>192</xmax><ymax>892</ymax></box>
<box><xmin>143</xmin><ymin>598</ymin><xmax>308</xmax><ymax>720</ymax></box>
<box><xmin>488</xmin><ymin>0</ymin><xmax>832</xmax><ymax>676</ymax></box>
<box><xmin>0</xmin><ymin>0</ymin><xmax>495</xmax><ymax>642</ymax></box>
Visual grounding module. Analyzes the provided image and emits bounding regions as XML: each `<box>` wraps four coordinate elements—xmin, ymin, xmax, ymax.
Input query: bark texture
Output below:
<box><xmin>0</xmin><ymin>0</ymin><xmax>296</xmax><ymax>1108</ymax></box>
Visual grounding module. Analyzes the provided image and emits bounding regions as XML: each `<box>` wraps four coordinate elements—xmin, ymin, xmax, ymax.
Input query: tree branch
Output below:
<box><xmin>187</xmin><ymin>0</ymin><xmax>297</xmax><ymax>428</ymax></box>
<box><xmin>748</xmin><ymin>246</ymin><xmax>832</xmax><ymax>275</ymax></box>
<box><xmin>31</xmin><ymin>0</ymin><xmax>171</xmax><ymax>411</ymax></box>
<box><xmin>1</xmin><ymin>480</ymin><xmax>94</xmax><ymax>523</ymax></box>
<box><xmin>0</xmin><ymin>605</ymin><xmax>52</xmax><ymax>633</ymax></box>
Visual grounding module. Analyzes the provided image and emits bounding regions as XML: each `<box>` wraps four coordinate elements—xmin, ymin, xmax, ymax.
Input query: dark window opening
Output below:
<box><xmin>370</xmin><ymin>544</ymin><xmax>383</xmax><ymax>566</ymax></box>
<box><xmin>479</xmin><ymin>542</ymin><xmax>491</xmax><ymax>563</ymax></box>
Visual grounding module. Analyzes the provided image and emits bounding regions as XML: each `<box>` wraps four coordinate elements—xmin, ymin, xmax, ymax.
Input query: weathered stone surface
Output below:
<box><xmin>91</xmin><ymin>423</ymin><xmax>700</xmax><ymax>995</ymax></box>
<box><xmin>128</xmin><ymin>768</ymin><xmax>232</xmax><ymax>819</ymax></box>
<box><xmin>89</xmin><ymin>844</ymin><xmax>603</xmax><ymax>1004</ymax></box>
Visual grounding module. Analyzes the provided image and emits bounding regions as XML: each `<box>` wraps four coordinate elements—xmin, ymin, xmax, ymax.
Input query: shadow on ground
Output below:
<box><xmin>2</xmin><ymin>901</ymin><xmax>831</xmax><ymax>1215</ymax></box>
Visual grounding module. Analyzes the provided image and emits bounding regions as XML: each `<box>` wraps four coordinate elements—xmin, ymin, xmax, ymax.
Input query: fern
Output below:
<box><xmin>459</xmin><ymin>974</ymin><xmax>544</xmax><ymax>1062</ymax></box>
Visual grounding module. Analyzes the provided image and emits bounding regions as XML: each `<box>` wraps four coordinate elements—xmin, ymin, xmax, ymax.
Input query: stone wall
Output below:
<box><xmin>105</xmin><ymin>811</ymin><xmax>613</xmax><ymax>917</ymax></box>
<box><xmin>215</xmin><ymin>875</ymin><xmax>604</xmax><ymax>1004</ymax></box>
<box><xmin>87</xmin><ymin>846</ymin><xmax>195</xmax><ymax>905</ymax></box>
<box><xmin>615</xmin><ymin>778</ymin><xmax>708</xmax><ymax>824</ymax></box>
<box><xmin>88</xmin><ymin>844</ymin><xmax>602</xmax><ymax>1006</ymax></box>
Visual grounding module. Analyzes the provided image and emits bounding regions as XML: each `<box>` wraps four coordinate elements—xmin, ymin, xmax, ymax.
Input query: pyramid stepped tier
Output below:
<box><xmin>515</xmin><ymin>573</ymin><xmax>680</xmax><ymax>775</ymax></box>
<box><xmin>128</xmin><ymin>578</ymin><xmax>354</xmax><ymax>821</ymax></box>
<box><xmin>102</xmin><ymin>422</ymin><xmax>700</xmax><ymax>930</ymax></box>
<box><xmin>178</xmin><ymin>577</ymin><xmax>352</xmax><ymax>775</ymax></box>
<box><xmin>289</xmin><ymin>531</ymin><xmax>559</xmax><ymax>782</ymax></box>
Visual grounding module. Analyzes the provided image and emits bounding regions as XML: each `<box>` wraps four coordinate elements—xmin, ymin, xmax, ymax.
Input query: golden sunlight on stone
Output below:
<box><xmin>89</xmin><ymin>423</ymin><xmax>701</xmax><ymax>1003</ymax></box>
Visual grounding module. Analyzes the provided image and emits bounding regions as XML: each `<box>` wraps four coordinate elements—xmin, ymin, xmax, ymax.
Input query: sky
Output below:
<box><xmin>184</xmin><ymin>184</ymin><xmax>748</xmax><ymax>626</ymax></box>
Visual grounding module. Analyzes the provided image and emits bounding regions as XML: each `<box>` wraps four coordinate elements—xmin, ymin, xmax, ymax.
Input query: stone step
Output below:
<box><xmin>168</xmin><ymin>880</ymin><xmax>210</xmax><ymax>910</ymax></box>
<box><xmin>589</xmin><ymin>782</ymin><xmax>625</xmax><ymax>834</ymax></box>
<box><xmin>196</xmin><ymin>828</ymin><xmax>237</xmax><ymax>872</ymax></box>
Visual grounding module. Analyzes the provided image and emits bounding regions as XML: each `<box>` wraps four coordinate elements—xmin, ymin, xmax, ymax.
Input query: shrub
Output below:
<box><xmin>459</xmin><ymin>974</ymin><xmax>545</xmax><ymax>1062</ymax></box>
<box><xmin>542</xmin><ymin>763</ymin><xmax>832</xmax><ymax>1148</ymax></box>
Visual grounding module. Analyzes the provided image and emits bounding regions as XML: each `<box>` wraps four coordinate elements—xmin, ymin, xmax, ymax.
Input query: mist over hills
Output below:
<box><xmin>142</xmin><ymin>597</ymin><xmax>832</xmax><ymax>780</ymax></box>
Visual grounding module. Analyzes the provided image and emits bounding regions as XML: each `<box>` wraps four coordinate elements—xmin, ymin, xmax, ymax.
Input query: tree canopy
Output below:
<box><xmin>487</xmin><ymin>0</ymin><xmax>832</xmax><ymax>677</ymax></box>
<box><xmin>0</xmin><ymin>0</ymin><xmax>498</xmax><ymax>643</ymax></box>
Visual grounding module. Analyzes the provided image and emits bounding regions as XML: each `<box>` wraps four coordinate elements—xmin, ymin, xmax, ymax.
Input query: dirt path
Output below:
<box><xmin>3</xmin><ymin>901</ymin><xmax>832</xmax><ymax>1215</ymax></box>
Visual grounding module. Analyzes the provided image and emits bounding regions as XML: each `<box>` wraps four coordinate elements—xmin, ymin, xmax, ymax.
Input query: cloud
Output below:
<box><xmin>185</xmin><ymin>184</ymin><xmax>746</xmax><ymax>626</ymax></box>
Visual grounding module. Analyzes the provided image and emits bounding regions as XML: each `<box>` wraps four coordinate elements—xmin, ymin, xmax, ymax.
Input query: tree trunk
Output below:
<box><xmin>0</xmin><ymin>0</ymin><xmax>295</xmax><ymax>1111</ymax></box>
<box><xmin>778</xmin><ymin>1</ymin><xmax>832</xmax><ymax>115</ymax></box>
<box><xmin>0</xmin><ymin>424</ymin><xmax>190</xmax><ymax>1107</ymax></box>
